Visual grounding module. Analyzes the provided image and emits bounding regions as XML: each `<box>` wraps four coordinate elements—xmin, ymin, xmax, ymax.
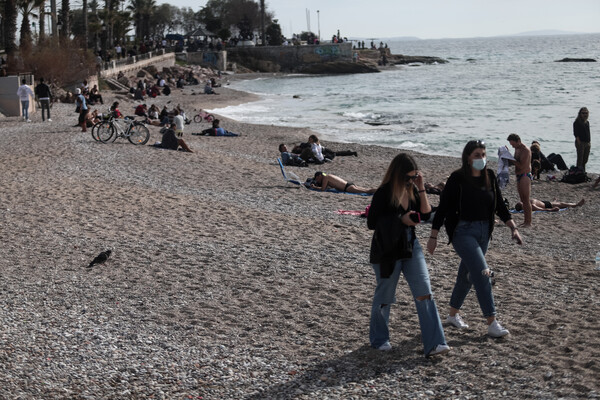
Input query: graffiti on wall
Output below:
<box><xmin>203</xmin><ymin>52</ymin><xmax>218</xmax><ymax>66</ymax></box>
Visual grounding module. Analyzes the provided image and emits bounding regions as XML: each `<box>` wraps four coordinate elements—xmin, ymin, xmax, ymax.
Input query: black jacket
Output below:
<box><xmin>35</xmin><ymin>83</ymin><xmax>52</xmax><ymax>99</ymax></box>
<box><xmin>368</xmin><ymin>183</ymin><xmax>431</xmax><ymax>277</ymax></box>
<box><xmin>431</xmin><ymin>169</ymin><xmax>511</xmax><ymax>243</ymax></box>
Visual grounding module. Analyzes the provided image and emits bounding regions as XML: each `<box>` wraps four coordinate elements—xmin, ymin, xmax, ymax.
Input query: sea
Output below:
<box><xmin>210</xmin><ymin>33</ymin><xmax>600</xmax><ymax>173</ymax></box>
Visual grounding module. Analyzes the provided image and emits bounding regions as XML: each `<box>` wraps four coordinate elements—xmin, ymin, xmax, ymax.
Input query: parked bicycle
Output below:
<box><xmin>192</xmin><ymin>109</ymin><xmax>215</xmax><ymax>123</ymax></box>
<box><xmin>96</xmin><ymin>115</ymin><xmax>150</xmax><ymax>145</ymax></box>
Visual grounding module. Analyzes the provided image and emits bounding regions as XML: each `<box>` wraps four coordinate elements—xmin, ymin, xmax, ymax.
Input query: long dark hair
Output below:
<box><xmin>381</xmin><ymin>153</ymin><xmax>417</xmax><ymax>207</ymax></box>
<box><xmin>459</xmin><ymin>140</ymin><xmax>490</xmax><ymax>189</ymax></box>
<box><xmin>576</xmin><ymin>107</ymin><xmax>589</xmax><ymax>123</ymax></box>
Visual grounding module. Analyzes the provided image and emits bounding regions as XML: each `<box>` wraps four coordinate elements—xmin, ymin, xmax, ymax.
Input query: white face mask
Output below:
<box><xmin>472</xmin><ymin>157</ymin><xmax>487</xmax><ymax>171</ymax></box>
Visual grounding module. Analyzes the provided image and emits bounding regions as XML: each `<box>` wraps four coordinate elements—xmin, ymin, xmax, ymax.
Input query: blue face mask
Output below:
<box><xmin>472</xmin><ymin>157</ymin><xmax>487</xmax><ymax>171</ymax></box>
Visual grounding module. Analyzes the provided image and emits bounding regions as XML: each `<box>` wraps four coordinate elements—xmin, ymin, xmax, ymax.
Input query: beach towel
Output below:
<box><xmin>509</xmin><ymin>208</ymin><xmax>567</xmax><ymax>214</ymax></box>
<box><xmin>497</xmin><ymin>146</ymin><xmax>515</xmax><ymax>189</ymax></box>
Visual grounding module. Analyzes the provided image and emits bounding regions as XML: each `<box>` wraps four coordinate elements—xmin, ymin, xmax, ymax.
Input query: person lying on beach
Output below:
<box><xmin>153</xmin><ymin>123</ymin><xmax>193</xmax><ymax>152</ymax></box>
<box><xmin>310</xmin><ymin>171</ymin><xmax>376</xmax><ymax>194</ymax></box>
<box><xmin>279</xmin><ymin>144</ymin><xmax>307</xmax><ymax>167</ymax></box>
<box><xmin>199</xmin><ymin>119</ymin><xmax>239</xmax><ymax>136</ymax></box>
<box><xmin>514</xmin><ymin>198</ymin><xmax>585</xmax><ymax>212</ymax></box>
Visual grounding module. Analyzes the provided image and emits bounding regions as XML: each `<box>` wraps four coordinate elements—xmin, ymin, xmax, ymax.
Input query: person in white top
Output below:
<box><xmin>16</xmin><ymin>79</ymin><xmax>34</xmax><ymax>122</ymax></box>
<box><xmin>173</xmin><ymin>109</ymin><xmax>185</xmax><ymax>136</ymax></box>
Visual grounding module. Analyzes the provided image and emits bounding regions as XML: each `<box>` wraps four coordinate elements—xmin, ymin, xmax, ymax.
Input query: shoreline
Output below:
<box><xmin>0</xmin><ymin>83</ymin><xmax>599</xmax><ymax>398</ymax></box>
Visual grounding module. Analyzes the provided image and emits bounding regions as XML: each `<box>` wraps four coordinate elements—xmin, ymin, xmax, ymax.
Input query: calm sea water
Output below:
<box><xmin>212</xmin><ymin>34</ymin><xmax>600</xmax><ymax>172</ymax></box>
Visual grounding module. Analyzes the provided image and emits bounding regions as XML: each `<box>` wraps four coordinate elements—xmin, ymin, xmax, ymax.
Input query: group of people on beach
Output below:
<box><xmin>366</xmin><ymin>106</ymin><xmax>596</xmax><ymax>356</ymax></box>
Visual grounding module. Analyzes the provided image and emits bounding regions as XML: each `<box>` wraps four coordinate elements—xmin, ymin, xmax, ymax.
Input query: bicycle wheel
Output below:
<box><xmin>206</xmin><ymin>114</ymin><xmax>214</xmax><ymax>122</ymax></box>
<box><xmin>91</xmin><ymin>121</ymin><xmax>103</xmax><ymax>141</ymax></box>
<box><xmin>193</xmin><ymin>114</ymin><xmax>202</xmax><ymax>123</ymax></box>
<box><xmin>127</xmin><ymin>122</ymin><xmax>150</xmax><ymax>145</ymax></box>
<box><xmin>97</xmin><ymin>122</ymin><xmax>115</xmax><ymax>143</ymax></box>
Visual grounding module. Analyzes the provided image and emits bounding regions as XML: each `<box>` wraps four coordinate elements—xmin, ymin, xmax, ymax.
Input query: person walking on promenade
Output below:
<box><xmin>35</xmin><ymin>77</ymin><xmax>52</xmax><ymax>122</ymax></box>
<box><xmin>574</xmin><ymin>107</ymin><xmax>591</xmax><ymax>172</ymax></box>
<box><xmin>508</xmin><ymin>133</ymin><xmax>532</xmax><ymax>227</ymax></box>
<box><xmin>427</xmin><ymin>140</ymin><xmax>522</xmax><ymax>338</ymax></box>
<box><xmin>367</xmin><ymin>153</ymin><xmax>450</xmax><ymax>357</ymax></box>
<box><xmin>16</xmin><ymin>78</ymin><xmax>34</xmax><ymax>122</ymax></box>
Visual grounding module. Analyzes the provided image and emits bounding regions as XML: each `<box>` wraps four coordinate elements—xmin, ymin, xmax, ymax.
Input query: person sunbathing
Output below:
<box><xmin>311</xmin><ymin>171</ymin><xmax>376</xmax><ymax>194</ymax></box>
<box><xmin>514</xmin><ymin>198</ymin><xmax>585</xmax><ymax>212</ymax></box>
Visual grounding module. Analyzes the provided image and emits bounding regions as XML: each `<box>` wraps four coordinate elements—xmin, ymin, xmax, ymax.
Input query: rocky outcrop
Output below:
<box><xmin>555</xmin><ymin>58</ymin><xmax>596</xmax><ymax>62</ymax></box>
<box><xmin>297</xmin><ymin>60</ymin><xmax>380</xmax><ymax>74</ymax></box>
<box><xmin>388</xmin><ymin>55</ymin><xmax>448</xmax><ymax>65</ymax></box>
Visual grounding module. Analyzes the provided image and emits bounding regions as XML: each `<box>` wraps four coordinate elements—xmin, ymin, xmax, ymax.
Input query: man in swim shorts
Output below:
<box><xmin>515</xmin><ymin>198</ymin><xmax>585</xmax><ymax>212</ymax></box>
<box><xmin>311</xmin><ymin>172</ymin><xmax>376</xmax><ymax>194</ymax></box>
<box><xmin>508</xmin><ymin>133</ymin><xmax>532</xmax><ymax>227</ymax></box>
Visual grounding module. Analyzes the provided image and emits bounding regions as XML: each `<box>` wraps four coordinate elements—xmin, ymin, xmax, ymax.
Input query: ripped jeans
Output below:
<box><xmin>370</xmin><ymin>239</ymin><xmax>446</xmax><ymax>355</ymax></box>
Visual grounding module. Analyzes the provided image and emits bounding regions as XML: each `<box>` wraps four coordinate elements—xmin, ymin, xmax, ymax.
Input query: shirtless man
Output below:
<box><xmin>508</xmin><ymin>133</ymin><xmax>532</xmax><ymax>227</ymax></box>
<box><xmin>310</xmin><ymin>171</ymin><xmax>376</xmax><ymax>194</ymax></box>
<box><xmin>515</xmin><ymin>198</ymin><xmax>585</xmax><ymax>212</ymax></box>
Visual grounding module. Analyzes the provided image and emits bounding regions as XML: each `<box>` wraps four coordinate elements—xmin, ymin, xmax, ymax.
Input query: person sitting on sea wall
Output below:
<box><xmin>310</xmin><ymin>171</ymin><xmax>376</xmax><ymax>194</ymax></box>
<box><xmin>279</xmin><ymin>144</ymin><xmax>307</xmax><ymax>167</ymax></box>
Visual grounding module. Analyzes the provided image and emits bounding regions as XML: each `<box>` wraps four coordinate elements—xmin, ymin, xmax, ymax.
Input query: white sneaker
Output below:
<box><xmin>26</xmin><ymin>119</ymin><xmax>32</xmax><ymax>122</ymax></box>
<box><xmin>377</xmin><ymin>342</ymin><xmax>392</xmax><ymax>351</ymax></box>
<box><xmin>47</xmin><ymin>119</ymin><xmax>52</xmax><ymax>122</ymax></box>
<box><xmin>488</xmin><ymin>320</ymin><xmax>509</xmax><ymax>337</ymax></box>
<box><xmin>446</xmin><ymin>314</ymin><xmax>469</xmax><ymax>329</ymax></box>
<box><xmin>428</xmin><ymin>344</ymin><xmax>451</xmax><ymax>357</ymax></box>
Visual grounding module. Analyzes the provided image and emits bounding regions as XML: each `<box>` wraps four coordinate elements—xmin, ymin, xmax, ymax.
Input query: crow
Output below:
<box><xmin>88</xmin><ymin>250</ymin><xmax>112</xmax><ymax>268</ymax></box>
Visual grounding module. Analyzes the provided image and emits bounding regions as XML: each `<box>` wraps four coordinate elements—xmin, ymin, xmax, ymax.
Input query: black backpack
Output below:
<box><xmin>561</xmin><ymin>166</ymin><xmax>590</xmax><ymax>184</ymax></box>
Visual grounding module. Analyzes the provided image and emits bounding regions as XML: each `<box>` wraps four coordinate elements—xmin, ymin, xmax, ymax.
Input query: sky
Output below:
<box><xmin>164</xmin><ymin>0</ymin><xmax>600</xmax><ymax>40</ymax></box>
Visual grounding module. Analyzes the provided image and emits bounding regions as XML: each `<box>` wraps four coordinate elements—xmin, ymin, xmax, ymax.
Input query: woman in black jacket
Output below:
<box><xmin>367</xmin><ymin>153</ymin><xmax>449</xmax><ymax>357</ymax></box>
<box><xmin>427</xmin><ymin>140</ymin><xmax>522</xmax><ymax>338</ymax></box>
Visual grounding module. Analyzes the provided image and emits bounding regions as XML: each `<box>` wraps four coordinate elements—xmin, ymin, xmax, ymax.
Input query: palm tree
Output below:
<box><xmin>18</xmin><ymin>0</ymin><xmax>45</xmax><ymax>48</ymax></box>
<box><xmin>3</xmin><ymin>0</ymin><xmax>18</xmax><ymax>54</ymax></box>
<box><xmin>60</xmin><ymin>0</ymin><xmax>69</xmax><ymax>40</ymax></box>
<box><xmin>82</xmin><ymin>0</ymin><xmax>88</xmax><ymax>47</ymax></box>
<box><xmin>127</xmin><ymin>0</ymin><xmax>155</xmax><ymax>42</ymax></box>
<box><xmin>37</xmin><ymin>0</ymin><xmax>46</xmax><ymax>43</ymax></box>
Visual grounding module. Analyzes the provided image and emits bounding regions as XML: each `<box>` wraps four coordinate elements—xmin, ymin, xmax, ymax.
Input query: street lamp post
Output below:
<box><xmin>317</xmin><ymin>10</ymin><xmax>320</xmax><ymax>42</ymax></box>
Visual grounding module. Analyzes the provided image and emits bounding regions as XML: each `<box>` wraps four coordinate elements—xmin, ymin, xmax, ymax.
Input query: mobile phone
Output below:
<box><xmin>409</xmin><ymin>212</ymin><xmax>421</xmax><ymax>224</ymax></box>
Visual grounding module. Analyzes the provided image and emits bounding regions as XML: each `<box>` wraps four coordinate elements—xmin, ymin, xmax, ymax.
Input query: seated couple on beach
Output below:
<box><xmin>152</xmin><ymin>123</ymin><xmax>193</xmax><ymax>152</ymax></box>
<box><xmin>514</xmin><ymin>198</ymin><xmax>585</xmax><ymax>212</ymax></box>
<box><xmin>309</xmin><ymin>172</ymin><xmax>376</xmax><ymax>194</ymax></box>
<box><xmin>279</xmin><ymin>144</ymin><xmax>307</xmax><ymax>167</ymax></box>
<box><xmin>292</xmin><ymin>135</ymin><xmax>357</xmax><ymax>164</ymax></box>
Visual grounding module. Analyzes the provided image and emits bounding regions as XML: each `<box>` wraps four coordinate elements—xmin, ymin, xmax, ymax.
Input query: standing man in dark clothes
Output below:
<box><xmin>35</xmin><ymin>77</ymin><xmax>52</xmax><ymax>122</ymax></box>
<box><xmin>573</xmin><ymin>107</ymin><xmax>591</xmax><ymax>172</ymax></box>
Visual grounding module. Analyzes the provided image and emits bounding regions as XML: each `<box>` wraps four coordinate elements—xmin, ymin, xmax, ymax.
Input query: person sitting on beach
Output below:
<box><xmin>135</xmin><ymin>104</ymin><xmax>148</xmax><ymax>117</ymax></box>
<box><xmin>210</xmin><ymin>77</ymin><xmax>221</xmax><ymax>88</ymax></box>
<box><xmin>279</xmin><ymin>144</ymin><xmax>307</xmax><ymax>167</ymax></box>
<box><xmin>148</xmin><ymin>104</ymin><xmax>160</xmax><ymax>120</ymax></box>
<box><xmin>200</xmin><ymin>119</ymin><xmax>239</xmax><ymax>136</ymax></box>
<box><xmin>297</xmin><ymin>135</ymin><xmax>358</xmax><ymax>163</ymax></box>
<box><xmin>530</xmin><ymin>141</ymin><xmax>568</xmax><ymax>178</ymax></box>
<box><xmin>176</xmin><ymin>76</ymin><xmax>185</xmax><ymax>89</ymax></box>
<box><xmin>204</xmin><ymin>81</ymin><xmax>218</xmax><ymax>95</ymax></box>
<box><xmin>89</xmin><ymin>84</ymin><xmax>104</xmax><ymax>105</ymax></box>
<box><xmin>310</xmin><ymin>171</ymin><xmax>376</xmax><ymax>194</ymax></box>
<box><xmin>110</xmin><ymin>101</ymin><xmax>124</xmax><ymax>118</ymax></box>
<box><xmin>514</xmin><ymin>198</ymin><xmax>585</xmax><ymax>212</ymax></box>
<box><xmin>154</xmin><ymin>123</ymin><xmax>193</xmax><ymax>152</ymax></box>
<box><xmin>85</xmin><ymin>109</ymin><xmax>102</xmax><ymax>127</ymax></box>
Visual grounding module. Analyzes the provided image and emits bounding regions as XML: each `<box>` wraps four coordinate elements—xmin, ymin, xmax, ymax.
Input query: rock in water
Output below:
<box><xmin>88</xmin><ymin>250</ymin><xmax>112</xmax><ymax>268</ymax></box>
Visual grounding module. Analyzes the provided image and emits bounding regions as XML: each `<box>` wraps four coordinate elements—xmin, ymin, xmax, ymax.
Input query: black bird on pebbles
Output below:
<box><xmin>88</xmin><ymin>250</ymin><xmax>112</xmax><ymax>268</ymax></box>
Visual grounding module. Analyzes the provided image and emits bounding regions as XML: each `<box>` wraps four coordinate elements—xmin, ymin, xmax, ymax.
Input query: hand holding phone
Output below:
<box><xmin>409</xmin><ymin>212</ymin><xmax>421</xmax><ymax>224</ymax></box>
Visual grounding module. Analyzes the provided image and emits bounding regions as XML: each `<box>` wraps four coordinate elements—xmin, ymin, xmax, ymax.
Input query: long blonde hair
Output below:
<box><xmin>381</xmin><ymin>153</ymin><xmax>417</xmax><ymax>207</ymax></box>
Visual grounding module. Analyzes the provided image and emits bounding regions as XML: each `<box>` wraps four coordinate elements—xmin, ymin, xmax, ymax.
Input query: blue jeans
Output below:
<box><xmin>370</xmin><ymin>239</ymin><xmax>447</xmax><ymax>355</ymax></box>
<box><xmin>21</xmin><ymin>100</ymin><xmax>29</xmax><ymax>120</ymax></box>
<box><xmin>450</xmin><ymin>220</ymin><xmax>496</xmax><ymax>317</ymax></box>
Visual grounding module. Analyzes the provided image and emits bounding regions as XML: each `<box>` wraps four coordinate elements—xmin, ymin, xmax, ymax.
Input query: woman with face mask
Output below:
<box><xmin>426</xmin><ymin>140</ymin><xmax>522</xmax><ymax>338</ymax></box>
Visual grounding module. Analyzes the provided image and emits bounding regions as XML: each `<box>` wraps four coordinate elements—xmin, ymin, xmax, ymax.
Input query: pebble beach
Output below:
<box><xmin>1</xmin><ymin>81</ymin><xmax>599</xmax><ymax>399</ymax></box>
